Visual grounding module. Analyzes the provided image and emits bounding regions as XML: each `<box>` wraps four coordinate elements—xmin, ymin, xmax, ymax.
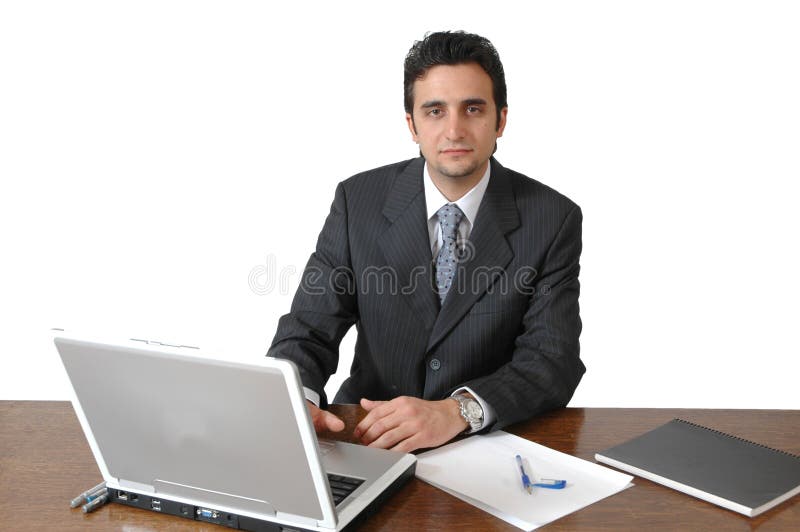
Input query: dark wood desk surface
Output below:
<box><xmin>1</xmin><ymin>401</ymin><xmax>798</xmax><ymax>531</ymax></box>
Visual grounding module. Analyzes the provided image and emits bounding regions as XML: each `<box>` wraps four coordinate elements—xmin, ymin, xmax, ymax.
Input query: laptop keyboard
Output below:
<box><xmin>327</xmin><ymin>474</ymin><xmax>364</xmax><ymax>506</ymax></box>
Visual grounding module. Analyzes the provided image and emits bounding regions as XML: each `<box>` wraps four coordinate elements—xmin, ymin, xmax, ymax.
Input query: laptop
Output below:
<box><xmin>54</xmin><ymin>332</ymin><xmax>416</xmax><ymax>531</ymax></box>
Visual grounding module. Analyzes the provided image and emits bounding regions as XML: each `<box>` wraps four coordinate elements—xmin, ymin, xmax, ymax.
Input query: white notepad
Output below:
<box><xmin>415</xmin><ymin>431</ymin><xmax>633</xmax><ymax>531</ymax></box>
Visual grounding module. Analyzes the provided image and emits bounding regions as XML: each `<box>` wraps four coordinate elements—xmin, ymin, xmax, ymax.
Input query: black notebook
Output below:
<box><xmin>595</xmin><ymin>419</ymin><xmax>800</xmax><ymax>517</ymax></box>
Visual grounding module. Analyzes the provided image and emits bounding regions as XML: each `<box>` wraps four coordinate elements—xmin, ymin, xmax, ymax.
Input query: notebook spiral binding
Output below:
<box><xmin>674</xmin><ymin>418</ymin><xmax>800</xmax><ymax>460</ymax></box>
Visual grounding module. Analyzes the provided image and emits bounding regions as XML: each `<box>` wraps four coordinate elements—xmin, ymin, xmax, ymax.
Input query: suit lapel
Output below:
<box><xmin>426</xmin><ymin>158</ymin><xmax>521</xmax><ymax>352</ymax></box>
<box><xmin>379</xmin><ymin>158</ymin><xmax>440</xmax><ymax>332</ymax></box>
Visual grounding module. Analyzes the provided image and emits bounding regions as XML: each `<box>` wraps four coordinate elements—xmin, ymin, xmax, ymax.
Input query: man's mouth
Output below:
<box><xmin>440</xmin><ymin>148</ymin><xmax>472</xmax><ymax>155</ymax></box>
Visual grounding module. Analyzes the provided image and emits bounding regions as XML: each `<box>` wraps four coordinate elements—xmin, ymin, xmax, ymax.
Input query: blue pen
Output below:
<box><xmin>515</xmin><ymin>455</ymin><xmax>568</xmax><ymax>493</ymax></box>
<box><xmin>515</xmin><ymin>454</ymin><xmax>532</xmax><ymax>493</ymax></box>
<box><xmin>533</xmin><ymin>479</ymin><xmax>567</xmax><ymax>489</ymax></box>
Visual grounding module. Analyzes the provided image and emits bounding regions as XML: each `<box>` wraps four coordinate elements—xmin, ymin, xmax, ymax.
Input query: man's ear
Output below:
<box><xmin>405</xmin><ymin>112</ymin><xmax>418</xmax><ymax>142</ymax></box>
<box><xmin>496</xmin><ymin>107</ymin><xmax>508</xmax><ymax>137</ymax></box>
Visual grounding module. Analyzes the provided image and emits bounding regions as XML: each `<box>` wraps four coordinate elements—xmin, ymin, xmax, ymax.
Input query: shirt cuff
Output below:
<box><xmin>303</xmin><ymin>387</ymin><xmax>321</xmax><ymax>407</ymax></box>
<box><xmin>451</xmin><ymin>386</ymin><xmax>496</xmax><ymax>433</ymax></box>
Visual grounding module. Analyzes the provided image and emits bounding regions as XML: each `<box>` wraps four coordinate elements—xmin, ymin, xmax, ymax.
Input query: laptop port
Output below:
<box><xmin>117</xmin><ymin>490</ymin><xmax>128</xmax><ymax>501</ymax></box>
<box><xmin>151</xmin><ymin>499</ymin><xmax>162</xmax><ymax>511</ymax></box>
<box><xmin>197</xmin><ymin>507</ymin><xmax>218</xmax><ymax>519</ymax></box>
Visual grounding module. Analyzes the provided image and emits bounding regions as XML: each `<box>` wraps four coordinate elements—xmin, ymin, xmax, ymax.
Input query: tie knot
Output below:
<box><xmin>436</xmin><ymin>204</ymin><xmax>464</xmax><ymax>240</ymax></box>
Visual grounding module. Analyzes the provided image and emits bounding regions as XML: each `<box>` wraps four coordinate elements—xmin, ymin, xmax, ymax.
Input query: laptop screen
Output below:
<box><xmin>56</xmin><ymin>336</ymin><xmax>335</xmax><ymax>524</ymax></box>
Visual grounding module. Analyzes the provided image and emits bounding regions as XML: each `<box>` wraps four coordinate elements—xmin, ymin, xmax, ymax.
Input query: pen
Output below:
<box><xmin>86</xmin><ymin>489</ymin><xmax>108</xmax><ymax>502</ymax></box>
<box><xmin>515</xmin><ymin>454</ymin><xmax>532</xmax><ymax>493</ymax></box>
<box><xmin>69</xmin><ymin>481</ymin><xmax>107</xmax><ymax>508</ymax></box>
<box><xmin>515</xmin><ymin>455</ymin><xmax>568</xmax><ymax>492</ymax></box>
<box><xmin>533</xmin><ymin>479</ymin><xmax>567</xmax><ymax>489</ymax></box>
<box><xmin>82</xmin><ymin>491</ymin><xmax>109</xmax><ymax>513</ymax></box>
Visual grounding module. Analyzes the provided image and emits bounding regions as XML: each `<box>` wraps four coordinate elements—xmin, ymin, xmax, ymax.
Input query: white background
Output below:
<box><xmin>2</xmin><ymin>1</ymin><xmax>798</xmax><ymax>408</ymax></box>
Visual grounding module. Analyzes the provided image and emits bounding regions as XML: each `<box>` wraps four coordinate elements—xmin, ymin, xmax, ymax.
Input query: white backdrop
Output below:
<box><xmin>2</xmin><ymin>1</ymin><xmax>798</xmax><ymax>408</ymax></box>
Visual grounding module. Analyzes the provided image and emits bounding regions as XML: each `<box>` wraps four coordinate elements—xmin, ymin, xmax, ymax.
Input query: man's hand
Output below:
<box><xmin>306</xmin><ymin>401</ymin><xmax>345</xmax><ymax>433</ymax></box>
<box><xmin>353</xmin><ymin>396</ymin><xmax>468</xmax><ymax>453</ymax></box>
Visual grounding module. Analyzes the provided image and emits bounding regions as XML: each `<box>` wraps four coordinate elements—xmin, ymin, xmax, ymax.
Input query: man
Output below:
<box><xmin>268</xmin><ymin>31</ymin><xmax>584</xmax><ymax>453</ymax></box>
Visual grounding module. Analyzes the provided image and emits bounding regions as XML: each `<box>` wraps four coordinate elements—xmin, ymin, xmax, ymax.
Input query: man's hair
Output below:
<box><xmin>404</xmin><ymin>31</ymin><xmax>507</xmax><ymax>130</ymax></box>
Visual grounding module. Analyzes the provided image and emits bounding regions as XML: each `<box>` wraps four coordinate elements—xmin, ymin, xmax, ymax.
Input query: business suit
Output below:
<box><xmin>268</xmin><ymin>156</ymin><xmax>584</xmax><ymax>431</ymax></box>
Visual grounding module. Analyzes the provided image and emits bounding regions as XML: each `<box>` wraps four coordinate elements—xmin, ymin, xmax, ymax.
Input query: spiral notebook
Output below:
<box><xmin>595</xmin><ymin>418</ymin><xmax>800</xmax><ymax>517</ymax></box>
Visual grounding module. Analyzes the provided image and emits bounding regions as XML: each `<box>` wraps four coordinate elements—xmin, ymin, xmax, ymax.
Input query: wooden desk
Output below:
<box><xmin>1</xmin><ymin>401</ymin><xmax>798</xmax><ymax>531</ymax></box>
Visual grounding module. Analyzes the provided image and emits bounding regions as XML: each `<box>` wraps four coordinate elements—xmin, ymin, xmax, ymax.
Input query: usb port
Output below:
<box><xmin>151</xmin><ymin>499</ymin><xmax>162</xmax><ymax>511</ymax></box>
<box><xmin>117</xmin><ymin>491</ymin><xmax>129</xmax><ymax>501</ymax></box>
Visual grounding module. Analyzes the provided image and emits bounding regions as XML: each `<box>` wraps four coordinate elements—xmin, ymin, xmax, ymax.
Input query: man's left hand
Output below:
<box><xmin>353</xmin><ymin>396</ymin><xmax>468</xmax><ymax>452</ymax></box>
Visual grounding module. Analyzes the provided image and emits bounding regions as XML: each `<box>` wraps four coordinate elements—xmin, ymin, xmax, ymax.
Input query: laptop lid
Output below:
<box><xmin>55</xmin><ymin>332</ymin><xmax>338</xmax><ymax>529</ymax></box>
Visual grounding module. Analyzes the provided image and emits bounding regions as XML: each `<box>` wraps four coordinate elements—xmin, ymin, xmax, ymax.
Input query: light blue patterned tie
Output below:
<box><xmin>435</xmin><ymin>203</ymin><xmax>464</xmax><ymax>305</ymax></box>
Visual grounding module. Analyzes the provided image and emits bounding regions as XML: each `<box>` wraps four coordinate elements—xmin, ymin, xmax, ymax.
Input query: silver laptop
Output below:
<box><xmin>54</xmin><ymin>332</ymin><xmax>416</xmax><ymax>531</ymax></box>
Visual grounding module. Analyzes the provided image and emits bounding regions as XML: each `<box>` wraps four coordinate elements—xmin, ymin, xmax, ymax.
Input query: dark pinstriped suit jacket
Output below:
<box><xmin>268</xmin><ymin>157</ymin><xmax>584</xmax><ymax>431</ymax></box>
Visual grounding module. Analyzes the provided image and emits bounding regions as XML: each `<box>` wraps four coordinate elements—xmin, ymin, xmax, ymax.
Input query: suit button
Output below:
<box><xmin>429</xmin><ymin>358</ymin><xmax>441</xmax><ymax>371</ymax></box>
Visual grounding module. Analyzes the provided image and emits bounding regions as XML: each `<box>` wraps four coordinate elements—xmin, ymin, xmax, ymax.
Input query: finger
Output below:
<box><xmin>390</xmin><ymin>434</ymin><xmax>422</xmax><ymax>453</ymax></box>
<box><xmin>354</xmin><ymin>399</ymin><xmax>392</xmax><ymax>438</ymax></box>
<box><xmin>307</xmin><ymin>402</ymin><xmax>344</xmax><ymax>434</ymax></box>
<box><xmin>311</xmin><ymin>411</ymin><xmax>329</xmax><ymax>433</ymax></box>
<box><xmin>322</xmin><ymin>411</ymin><xmax>345</xmax><ymax>432</ymax></box>
<box><xmin>307</xmin><ymin>403</ymin><xmax>326</xmax><ymax>433</ymax></box>
<box><xmin>359</xmin><ymin>397</ymin><xmax>385</xmax><ymax>411</ymax></box>
<box><xmin>358</xmin><ymin>411</ymin><xmax>402</xmax><ymax>445</ymax></box>
<box><xmin>368</xmin><ymin>423</ymin><xmax>415</xmax><ymax>450</ymax></box>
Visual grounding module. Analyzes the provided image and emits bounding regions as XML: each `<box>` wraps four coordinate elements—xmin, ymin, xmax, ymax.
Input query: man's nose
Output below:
<box><xmin>446</xmin><ymin>113</ymin><xmax>466</xmax><ymax>140</ymax></box>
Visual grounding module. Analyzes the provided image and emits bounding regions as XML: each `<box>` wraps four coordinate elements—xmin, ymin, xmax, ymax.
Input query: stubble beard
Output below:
<box><xmin>433</xmin><ymin>158</ymin><xmax>482</xmax><ymax>180</ymax></box>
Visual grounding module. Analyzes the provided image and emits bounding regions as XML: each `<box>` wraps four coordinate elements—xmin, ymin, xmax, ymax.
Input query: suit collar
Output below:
<box><xmin>481</xmin><ymin>157</ymin><xmax>521</xmax><ymax>234</ymax></box>
<box><xmin>379</xmin><ymin>158</ymin><xmax>440</xmax><ymax>332</ymax></box>
<box><xmin>381</xmin><ymin>158</ymin><xmax>425</xmax><ymax>223</ymax></box>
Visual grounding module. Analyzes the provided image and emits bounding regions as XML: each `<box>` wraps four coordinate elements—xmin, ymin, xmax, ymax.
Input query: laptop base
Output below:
<box><xmin>108</xmin><ymin>461</ymin><xmax>415</xmax><ymax>531</ymax></box>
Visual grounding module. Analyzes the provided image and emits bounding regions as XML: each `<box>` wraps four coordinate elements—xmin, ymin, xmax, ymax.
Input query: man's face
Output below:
<box><xmin>406</xmin><ymin>62</ymin><xmax>507</xmax><ymax>184</ymax></box>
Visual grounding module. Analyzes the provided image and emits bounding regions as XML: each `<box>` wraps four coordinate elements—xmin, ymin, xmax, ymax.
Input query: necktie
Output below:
<box><xmin>435</xmin><ymin>203</ymin><xmax>464</xmax><ymax>305</ymax></box>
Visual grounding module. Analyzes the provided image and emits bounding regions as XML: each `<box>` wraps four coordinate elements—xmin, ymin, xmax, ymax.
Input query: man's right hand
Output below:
<box><xmin>306</xmin><ymin>401</ymin><xmax>345</xmax><ymax>433</ymax></box>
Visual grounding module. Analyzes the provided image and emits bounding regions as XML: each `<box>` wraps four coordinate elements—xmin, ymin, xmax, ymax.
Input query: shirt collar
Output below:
<box><xmin>423</xmin><ymin>161</ymin><xmax>491</xmax><ymax>227</ymax></box>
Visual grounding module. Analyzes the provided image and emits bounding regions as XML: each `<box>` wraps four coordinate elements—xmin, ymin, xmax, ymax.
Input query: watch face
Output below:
<box><xmin>465</xmin><ymin>401</ymin><xmax>483</xmax><ymax>420</ymax></box>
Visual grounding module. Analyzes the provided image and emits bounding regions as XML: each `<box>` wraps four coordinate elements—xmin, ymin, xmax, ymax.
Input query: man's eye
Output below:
<box><xmin>428</xmin><ymin>108</ymin><xmax>442</xmax><ymax>116</ymax></box>
<box><xmin>467</xmin><ymin>106</ymin><xmax>481</xmax><ymax>113</ymax></box>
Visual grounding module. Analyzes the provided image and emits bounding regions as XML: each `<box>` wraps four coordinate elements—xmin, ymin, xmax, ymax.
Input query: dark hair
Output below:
<box><xmin>404</xmin><ymin>31</ymin><xmax>507</xmax><ymax>129</ymax></box>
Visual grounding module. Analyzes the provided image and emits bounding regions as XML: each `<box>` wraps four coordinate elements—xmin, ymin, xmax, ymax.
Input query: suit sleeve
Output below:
<box><xmin>464</xmin><ymin>205</ymin><xmax>584</xmax><ymax>430</ymax></box>
<box><xmin>267</xmin><ymin>183</ymin><xmax>358</xmax><ymax>407</ymax></box>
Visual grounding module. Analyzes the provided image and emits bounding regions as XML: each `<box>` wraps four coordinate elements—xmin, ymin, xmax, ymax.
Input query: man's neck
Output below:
<box><xmin>427</xmin><ymin>161</ymin><xmax>489</xmax><ymax>202</ymax></box>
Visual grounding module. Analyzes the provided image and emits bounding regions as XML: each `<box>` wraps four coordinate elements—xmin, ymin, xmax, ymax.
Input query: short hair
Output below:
<box><xmin>404</xmin><ymin>31</ymin><xmax>507</xmax><ymax>129</ymax></box>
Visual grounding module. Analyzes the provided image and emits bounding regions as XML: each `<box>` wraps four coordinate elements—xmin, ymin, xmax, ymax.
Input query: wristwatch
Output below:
<box><xmin>450</xmin><ymin>394</ymin><xmax>484</xmax><ymax>433</ymax></box>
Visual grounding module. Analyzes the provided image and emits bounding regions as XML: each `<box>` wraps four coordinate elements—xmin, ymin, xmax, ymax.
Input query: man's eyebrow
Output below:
<box><xmin>420</xmin><ymin>100</ymin><xmax>445</xmax><ymax>109</ymax></box>
<box><xmin>419</xmin><ymin>98</ymin><xmax>488</xmax><ymax>109</ymax></box>
<box><xmin>463</xmin><ymin>98</ymin><xmax>488</xmax><ymax>106</ymax></box>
